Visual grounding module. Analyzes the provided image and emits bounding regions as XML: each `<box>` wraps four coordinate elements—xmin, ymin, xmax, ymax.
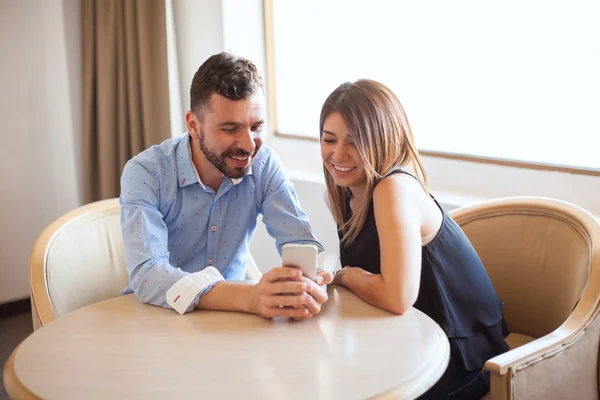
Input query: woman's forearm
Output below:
<box><xmin>342</xmin><ymin>270</ymin><xmax>412</xmax><ymax>315</ymax></box>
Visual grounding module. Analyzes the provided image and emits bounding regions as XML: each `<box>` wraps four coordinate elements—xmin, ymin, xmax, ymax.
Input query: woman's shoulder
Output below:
<box><xmin>373</xmin><ymin>170</ymin><xmax>442</xmax><ymax>233</ymax></box>
<box><xmin>373</xmin><ymin>170</ymin><xmax>424</xmax><ymax>204</ymax></box>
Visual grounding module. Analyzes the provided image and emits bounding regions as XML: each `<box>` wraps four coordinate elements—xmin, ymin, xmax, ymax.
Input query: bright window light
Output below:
<box><xmin>271</xmin><ymin>0</ymin><xmax>600</xmax><ymax>169</ymax></box>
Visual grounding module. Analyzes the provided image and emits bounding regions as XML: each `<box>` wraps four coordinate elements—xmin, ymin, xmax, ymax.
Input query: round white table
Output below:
<box><xmin>7</xmin><ymin>286</ymin><xmax>449</xmax><ymax>400</ymax></box>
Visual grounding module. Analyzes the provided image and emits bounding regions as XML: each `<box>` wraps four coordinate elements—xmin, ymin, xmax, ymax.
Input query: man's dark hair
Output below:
<box><xmin>190</xmin><ymin>52</ymin><xmax>263</xmax><ymax>116</ymax></box>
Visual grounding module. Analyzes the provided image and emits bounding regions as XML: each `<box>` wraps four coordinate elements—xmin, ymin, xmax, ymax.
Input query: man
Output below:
<box><xmin>120</xmin><ymin>52</ymin><xmax>333</xmax><ymax>317</ymax></box>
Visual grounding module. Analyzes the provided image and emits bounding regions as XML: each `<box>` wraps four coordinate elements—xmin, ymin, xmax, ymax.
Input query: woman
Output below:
<box><xmin>320</xmin><ymin>80</ymin><xmax>509</xmax><ymax>399</ymax></box>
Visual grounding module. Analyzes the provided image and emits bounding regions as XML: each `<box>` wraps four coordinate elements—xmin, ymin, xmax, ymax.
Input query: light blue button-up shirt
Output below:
<box><xmin>120</xmin><ymin>133</ymin><xmax>322</xmax><ymax>311</ymax></box>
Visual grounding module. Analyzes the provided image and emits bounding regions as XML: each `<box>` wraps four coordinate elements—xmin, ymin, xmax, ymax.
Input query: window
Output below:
<box><xmin>267</xmin><ymin>0</ymin><xmax>600</xmax><ymax>171</ymax></box>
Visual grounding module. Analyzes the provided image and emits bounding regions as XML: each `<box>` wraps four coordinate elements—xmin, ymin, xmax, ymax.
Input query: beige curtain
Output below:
<box><xmin>82</xmin><ymin>0</ymin><xmax>171</xmax><ymax>203</ymax></box>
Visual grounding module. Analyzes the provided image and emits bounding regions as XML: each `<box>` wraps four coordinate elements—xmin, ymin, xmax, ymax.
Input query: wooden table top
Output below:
<box><xmin>9</xmin><ymin>285</ymin><xmax>449</xmax><ymax>400</ymax></box>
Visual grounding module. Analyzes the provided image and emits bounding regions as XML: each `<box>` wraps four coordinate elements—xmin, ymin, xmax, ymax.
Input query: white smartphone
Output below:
<box><xmin>281</xmin><ymin>243</ymin><xmax>318</xmax><ymax>281</ymax></box>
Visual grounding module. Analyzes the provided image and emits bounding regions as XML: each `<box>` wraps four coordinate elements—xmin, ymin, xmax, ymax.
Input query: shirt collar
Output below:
<box><xmin>175</xmin><ymin>133</ymin><xmax>198</xmax><ymax>188</ymax></box>
<box><xmin>176</xmin><ymin>132</ymin><xmax>252</xmax><ymax>189</ymax></box>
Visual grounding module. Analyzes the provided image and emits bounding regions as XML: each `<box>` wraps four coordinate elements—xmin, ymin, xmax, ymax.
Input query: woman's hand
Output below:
<box><xmin>332</xmin><ymin>266</ymin><xmax>365</xmax><ymax>287</ymax></box>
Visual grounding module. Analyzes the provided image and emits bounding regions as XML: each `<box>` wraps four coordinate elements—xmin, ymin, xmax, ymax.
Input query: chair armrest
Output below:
<box><xmin>486</xmin><ymin>326</ymin><xmax>584</xmax><ymax>375</ymax></box>
<box><xmin>486</xmin><ymin>300</ymin><xmax>600</xmax><ymax>399</ymax></box>
<box><xmin>488</xmin><ymin>316</ymin><xmax>600</xmax><ymax>399</ymax></box>
<box><xmin>487</xmin><ymin>283</ymin><xmax>600</xmax><ymax>375</ymax></box>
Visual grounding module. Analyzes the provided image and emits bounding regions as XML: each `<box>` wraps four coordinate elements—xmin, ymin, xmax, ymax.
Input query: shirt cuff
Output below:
<box><xmin>165</xmin><ymin>267</ymin><xmax>225</xmax><ymax>315</ymax></box>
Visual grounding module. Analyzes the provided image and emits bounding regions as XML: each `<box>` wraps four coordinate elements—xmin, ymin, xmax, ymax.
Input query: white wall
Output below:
<box><xmin>0</xmin><ymin>0</ymin><xmax>82</xmax><ymax>303</ymax></box>
<box><xmin>221</xmin><ymin>0</ymin><xmax>267</xmax><ymax>81</ymax></box>
<box><xmin>170</xmin><ymin>0</ymin><xmax>225</xmax><ymax>135</ymax></box>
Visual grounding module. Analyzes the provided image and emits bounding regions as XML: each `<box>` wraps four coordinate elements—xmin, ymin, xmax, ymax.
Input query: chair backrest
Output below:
<box><xmin>246</xmin><ymin>251</ymin><xmax>263</xmax><ymax>281</ymax></box>
<box><xmin>30</xmin><ymin>199</ymin><xmax>128</xmax><ymax>327</ymax></box>
<box><xmin>449</xmin><ymin>196</ymin><xmax>596</xmax><ymax>339</ymax></box>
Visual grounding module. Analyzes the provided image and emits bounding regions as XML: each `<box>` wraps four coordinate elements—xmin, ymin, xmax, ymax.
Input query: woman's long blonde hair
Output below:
<box><xmin>320</xmin><ymin>79</ymin><xmax>429</xmax><ymax>246</ymax></box>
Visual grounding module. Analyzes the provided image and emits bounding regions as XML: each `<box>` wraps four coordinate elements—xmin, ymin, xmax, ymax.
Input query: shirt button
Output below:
<box><xmin>208</xmin><ymin>258</ymin><xmax>213</xmax><ymax>265</ymax></box>
<box><xmin>211</xmin><ymin>226</ymin><xmax>216</xmax><ymax>232</ymax></box>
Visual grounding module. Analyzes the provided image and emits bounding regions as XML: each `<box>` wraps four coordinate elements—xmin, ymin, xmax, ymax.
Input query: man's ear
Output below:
<box><xmin>185</xmin><ymin>110</ymin><xmax>203</xmax><ymax>139</ymax></box>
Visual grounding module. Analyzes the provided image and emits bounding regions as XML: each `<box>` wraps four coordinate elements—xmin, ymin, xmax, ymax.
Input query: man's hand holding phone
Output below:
<box><xmin>249</xmin><ymin>244</ymin><xmax>333</xmax><ymax>320</ymax></box>
<box><xmin>250</xmin><ymin>266</ymin><xmax>317</xmax><ymax>319</ymax></box>
<box><xmin>280</xmin><ymin>243</ymin><xmax>336</xmax><ymax>285</ymax></box>
<box><xmin>281</xmin><ymin>244</ymin><xmax>334</xmax><ymax>319</ymax></box>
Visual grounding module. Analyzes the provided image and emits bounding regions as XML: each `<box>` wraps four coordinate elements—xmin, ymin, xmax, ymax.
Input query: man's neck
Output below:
<box><xmin>190</xmin><ymin>140</ymin><xmax>224</xmax><ymax>192</ymax></box>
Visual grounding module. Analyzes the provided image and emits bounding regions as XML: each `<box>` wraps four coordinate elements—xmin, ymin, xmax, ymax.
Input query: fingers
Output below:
<box><xmin>301</xmin><ymin>294</ymin><xmax>322</xmax><ymax>315</ymax></box>
<box><xmin>261</xmin><ymin>305</ymin><xmax>311</xmax><ymax>319</ymax></box>
<box><xmin>258</xmin><ymin>285</ymin><xmax>322</xmax><ymax>318</ymax></box>
<box><xmin>270</xmin><ymin>285</ymin><xmax>322</xmax><ymax>314</ymax></box>
<box><xmin>255</xmin><ymin>267</ymin><xmax>332</xmax><ymax>319</ymax></box>
<box><xmin>306</xmin><ymin>285</ymin><xmax>328</xmax><ymax>305</ymax></box>
<box><xmin>315</xmin><ymin>271</ymin><xmax>334</xmax><ymax>286</ymax></box>
<box><xmin>263</xmin><ymin>266</ymin><xmax>302</xmax><ymax>283</ymax></box>
<box><xmin>265</xmin><ymin>280</ymin><xmax>311</xmax><ymax>296</ymax></box>
<box><xmin>263</xmin><ymin>294</ymin><xmax>312</xmax><ymax>308</ymax></box>
<box><xmin>300</xmin><ymin>277</ymin><xmax>328</xmax><ymax>305</ymax></box>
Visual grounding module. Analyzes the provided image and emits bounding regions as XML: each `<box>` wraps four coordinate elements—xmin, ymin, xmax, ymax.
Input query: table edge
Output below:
<box><xmin>370</xmin><ymin>328</ymin><xmax>451</xmax><ymax>400</ymax></box>
<box><xmin>4</xmin><ymin>344</ymin><xmax>41</xmax><ymax>400</ymax></box>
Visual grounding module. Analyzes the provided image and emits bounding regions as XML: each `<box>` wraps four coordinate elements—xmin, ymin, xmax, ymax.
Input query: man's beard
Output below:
<box><xmin>199</xmin><ymin>130</ymin><xmax>257</xmax><ymax>179</ymax></box>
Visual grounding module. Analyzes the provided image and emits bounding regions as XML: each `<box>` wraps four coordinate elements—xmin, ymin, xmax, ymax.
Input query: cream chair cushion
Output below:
<box><xmin>46</xmin><ymin>208</ymin><xmax>128</xmax><ymax>317</ymax></box>
<box><xmin>458</xmin><ymin>212</ymin><xmax>591</xmax><ymax>339</ymax></box>
<box><xmin>504</xmin><ymin>333</ymin><xmax>536</xmax><ymax>350</ymax></box>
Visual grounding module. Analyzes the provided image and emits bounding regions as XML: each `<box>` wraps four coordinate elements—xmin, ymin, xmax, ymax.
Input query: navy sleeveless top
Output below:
<box><xmin>339</xmin><ymin>169</ymin><xmax>509</xmax><ymax>371</ymax></box>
